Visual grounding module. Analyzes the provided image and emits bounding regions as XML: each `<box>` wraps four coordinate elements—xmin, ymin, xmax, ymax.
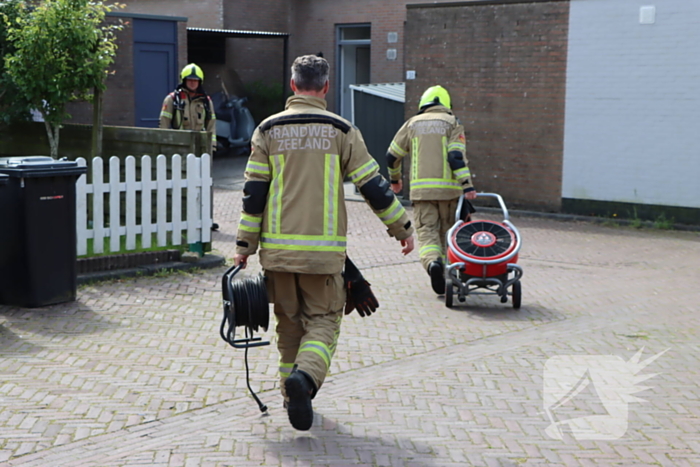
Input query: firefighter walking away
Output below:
<box><xmin>234</xmin><ymin>55</ymin><xmax>415</xmax><ymax>431</ymax></box>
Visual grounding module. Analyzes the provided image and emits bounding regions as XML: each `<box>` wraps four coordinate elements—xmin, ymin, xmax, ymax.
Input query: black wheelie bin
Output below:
<box><xmin>0</xmin><ymin>156</ymin><xmax>87</xmax><ymax>307</ymax></box>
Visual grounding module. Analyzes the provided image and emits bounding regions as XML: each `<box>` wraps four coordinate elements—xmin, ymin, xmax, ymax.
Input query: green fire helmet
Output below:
<box><xmin>180</xmin><ymin>63</ymin><xmax>204</xmax><ymax>82</ymax></box>
<box><xmin>418</xmin><ymin>85</ymin><xmax>451</xmax><ymax>110</ymax></box>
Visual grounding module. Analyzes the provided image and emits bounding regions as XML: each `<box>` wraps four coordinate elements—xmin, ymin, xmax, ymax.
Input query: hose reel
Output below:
<box><xmin>219</xmin><ymin>263</ymin><xmax>271</xmax><ymax>413</ymax></box>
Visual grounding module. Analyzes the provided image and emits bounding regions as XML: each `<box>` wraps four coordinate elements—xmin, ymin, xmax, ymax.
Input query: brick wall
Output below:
<box><xmin>224</xmin><ymin>0</ymin><xmax>289</xmax><ymax>31</ymax></box>
<box><xmin>289</xmin><ymin>0</ymin><xmax>462</xmax><ymax>113</ymax></box>
<box><xmin>120</xmin><ymin>0</ymin><xmax>224</xmax><ymax>28</ymax></box>
<box><xmin>103</xmin><ymin>16</ymin><xmax>136</xmax><ymax>126</ymax></box>
<box><xmin>222</xmin><ymin>0</ymin><xmax>290</xmax><ymax>99</ymax></box>
<box><xmin>406</xmin><ymin>1</ymin><xmax>569</xmax><ymax>210</ymax></box>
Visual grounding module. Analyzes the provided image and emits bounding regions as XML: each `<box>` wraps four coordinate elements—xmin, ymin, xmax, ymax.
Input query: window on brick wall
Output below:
<box><xmin>341</xmin><ymin>26</ymin><xmax>370</xmax><ymax>41</ymax></box>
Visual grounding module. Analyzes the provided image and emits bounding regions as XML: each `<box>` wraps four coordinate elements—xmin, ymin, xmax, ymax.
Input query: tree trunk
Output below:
<box><xmin>91</xmin><ymin>86</ymin><xmax>103</xmax><ymax>158</ymax></box>
<box><xmin>43</xmin><ymin>119</ymin><xmax>60</xmax><ymax>158</ymax></box>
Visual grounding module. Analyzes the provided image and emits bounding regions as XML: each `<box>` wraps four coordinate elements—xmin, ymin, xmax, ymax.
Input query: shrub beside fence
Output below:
<box><xmin>75</xmin><ymin>153</ymin><xmax>212</xmax><ymax>257</ymax></box>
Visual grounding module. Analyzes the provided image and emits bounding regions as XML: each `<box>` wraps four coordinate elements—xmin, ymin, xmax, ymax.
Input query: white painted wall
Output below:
<box><xmin>563</xmin><ymin>0</ymin><xmax>700</xmax><ymax>208</ymax></box>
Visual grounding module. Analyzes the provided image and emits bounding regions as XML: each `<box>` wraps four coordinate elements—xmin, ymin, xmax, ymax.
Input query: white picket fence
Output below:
<box><xmin>75</xmin><ymin>154</ymin><xmax>212</xmax><ymax>256</ymax></box>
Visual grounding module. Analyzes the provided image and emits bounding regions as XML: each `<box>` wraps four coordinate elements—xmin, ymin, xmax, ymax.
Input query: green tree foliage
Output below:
<box><xmin>0</xmin><ymin>0</ymin><xmax>33</xmax><ymax>126</ymax></box>
<box><xmin>2</xmin><ymin>0</ymin><xmax>122</xmax><ymax>157</ymax></box>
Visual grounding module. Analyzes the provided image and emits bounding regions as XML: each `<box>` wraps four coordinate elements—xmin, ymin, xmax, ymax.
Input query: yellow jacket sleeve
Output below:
<box><xmin>448</xmin><ymin>122</ymin><xmax>474</xmax><ymax>191</ymax></box>
<box><xmin>159</xmin><ymin>94</ymin><xmax>174</xmax><ymax>129</ymax></box>
<box><xmin>387</xmin><ymin>121</ymin><xmax>410</xmax><ymax>182</ymax></box>
<box><xmin>344</xmin><ymin>128</ymin><xmax>413</xmax><ymax>241</ymax></box>
<box><xmin>235</xmin><ymin>128</ymin><xmax>268</xmax><ymax>256</ymax></box>
<box><xmin>206</xmin><ymin>96</ymin><xmax>217</xmax><ymax>154</ymax></box>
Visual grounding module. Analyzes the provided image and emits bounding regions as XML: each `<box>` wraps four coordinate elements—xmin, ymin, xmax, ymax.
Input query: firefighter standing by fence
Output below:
<box><xmin>159</xmin><ymin>63</ymin><xmax>217</xmax><ymax>155</ymax></box>
<box><xmin>386</xmin><ymin>85</ymin><xmax>477</xmax><ymax>295</ymax></box>
<box><xmin>233</xmin><ymin>55</ymin><xmax>414</xmax><ymax>431</ymax></box>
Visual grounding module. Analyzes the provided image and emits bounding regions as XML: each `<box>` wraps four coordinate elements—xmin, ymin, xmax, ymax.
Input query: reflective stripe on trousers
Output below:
<box><xmin>261</xmin><ymin>234</ymin><xmax>347</xmax><ymax>252</ymax></box>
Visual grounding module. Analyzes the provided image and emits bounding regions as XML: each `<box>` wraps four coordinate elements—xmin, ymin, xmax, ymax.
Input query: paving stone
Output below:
<box><xmin>0</xmin><ymin>187</ymin><xmax>698</xmax><ymax>466</ymax></box>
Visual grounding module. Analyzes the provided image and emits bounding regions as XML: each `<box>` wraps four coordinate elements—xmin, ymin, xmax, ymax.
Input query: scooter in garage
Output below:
<box><xmin>212</xmin><ymin>91</ymin><xmax>255</xmax><ymax>157</ymax></box>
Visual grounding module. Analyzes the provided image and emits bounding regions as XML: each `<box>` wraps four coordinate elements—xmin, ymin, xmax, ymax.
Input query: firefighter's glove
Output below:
<box><xmin>345</xmin><ymin>278</ymin><xmax>379</xmax><ymax>317</ymax></box>
<box><xmin>460</xmin><ymin>198</ymin><xmax>477</xmax><ymax>222</ymax></box>
<box><xmin>343</xmin><ymin>257</ymin><xmax>379</xmax><ymax>317</ymax></box>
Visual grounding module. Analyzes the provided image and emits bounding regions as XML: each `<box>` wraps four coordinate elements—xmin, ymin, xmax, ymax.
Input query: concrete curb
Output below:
<box><xmin>77</xmin><ymin>254</ymin><xmax>226</xmax><ymax>285</ymax></box>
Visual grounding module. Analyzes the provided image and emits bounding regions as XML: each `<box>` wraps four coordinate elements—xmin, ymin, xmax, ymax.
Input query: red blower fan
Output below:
<box><xmin>444</xmin><ymin>193</ymin><xmax>523</xmax><ymax>309</ymax></box>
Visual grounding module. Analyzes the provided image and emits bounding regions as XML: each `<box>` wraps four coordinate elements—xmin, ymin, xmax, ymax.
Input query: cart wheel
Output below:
<box><xmin>512</xmin><ymin>280</ymin><xmax>522</xmax><ymax>309</ymax></box>
<box><xmin>445</xmin><ymin>278</ymin><xmax>454</xmax><ymax>308</ymax></box>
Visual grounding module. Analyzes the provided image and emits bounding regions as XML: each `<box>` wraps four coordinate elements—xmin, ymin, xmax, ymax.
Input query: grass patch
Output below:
<box><xmin>600</xmin><ymin>206</ymin><xmax>677</xmax><ymax>231</ymax></box>
<box><xmin>628</xmin><ymin>207</ymin><xmax>643</xmax><ymax>229</ymax></box>
<box><xmin>629</xmin><ymin>217</ymin><xmax>643</xmax><ymax>229</ymax></box>
<box><xmin>153</xmin><ymin>268</ymin><xmax>175</xmax><ymax>278</ymax></box>
<box><xmin>653</xmin><ymin>213</ymin><xmax>674</xmax><ymax>230</ymax></box>
<box><xmin>79</xmin><ymin>232</ymin><xmax>189</xmax><ymax>258</ymax></box>
<box><xmin>137</xmin><ymin>266</ymin><xmax>204</xmax><ymax>279</ymax></box>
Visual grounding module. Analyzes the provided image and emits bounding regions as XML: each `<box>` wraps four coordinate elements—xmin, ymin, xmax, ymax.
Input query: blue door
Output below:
<box><xmin>134</xmin><ymin>19</ymin><xmax>178</xmax><ymax>128</ymax></box>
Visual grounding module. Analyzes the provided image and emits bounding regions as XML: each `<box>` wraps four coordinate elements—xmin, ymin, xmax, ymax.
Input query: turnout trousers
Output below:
<box><xmin>264</xmin><ymin>270</ymin><xmax>346</xmax><ymax>400</ymax></box>
<box><xmin>413</xmin><ymin>198</ymin><xmax>460</xmax><ymax>271</ymax></box>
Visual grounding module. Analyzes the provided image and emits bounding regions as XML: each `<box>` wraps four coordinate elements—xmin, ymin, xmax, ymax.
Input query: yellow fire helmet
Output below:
<box><xmin>180</xmin><ymin>63</ymin><xmax>204</xmax><ymax>82</ymax></box>
<box><xmin>418</xmin><ymin>85</ymin><xmax>451</xmax><ymax>110</ymax></box>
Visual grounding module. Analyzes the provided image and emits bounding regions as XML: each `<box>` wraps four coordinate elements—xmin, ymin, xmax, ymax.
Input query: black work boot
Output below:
<box><xmin>428</xmin><ymin>258</ymin><xmax>445</xmax><ymax>295</ymax></box>
<box><xmin>285</xmin><ymin>368</ymin><xmax>316</xmax><ymax>431</ymax></box>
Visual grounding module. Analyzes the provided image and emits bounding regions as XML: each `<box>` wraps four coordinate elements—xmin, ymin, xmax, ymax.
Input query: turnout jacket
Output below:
<box><xmin>159</xmin><ymin>85</ymin><xmax>217</xmax><ymax>154</ymax></box>
<box><xmin>236</xmin><ymin>95</ymin><xmax>413</xmax><ymax>275</ymax></box>
<box><xmin>387</xmin><ymin>105</ymin><xmax>474</xmax><ymax>201</ymax></box>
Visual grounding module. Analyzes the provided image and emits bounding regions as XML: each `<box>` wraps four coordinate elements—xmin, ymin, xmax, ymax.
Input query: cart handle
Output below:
<box><xmin>455</xmin><ymin>192</ymin><xmax>510</xmax><ymax>223</ymax></box>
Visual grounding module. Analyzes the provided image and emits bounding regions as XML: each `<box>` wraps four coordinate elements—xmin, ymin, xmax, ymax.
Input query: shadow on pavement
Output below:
<box><xmin>0</xmin><ymin>323</ymin><xmax>45</xmax><ymax>355</ymax></box>
<box><xmin>263</xmin><ymin>412</ymin><xmax>440</xmax><ymax>467</ymax></box>
<box><xmin>465</xmin><ymin>306</ymin><xmax>564</xmax><ymax>324</ymax></box>
<box><xmin>437</xmin><ymin>295</ymin><xmax>565</xmax><ymax>323</ymax></box>
<box><xmin>0</xmin><ymin>300</ymin><xmax>118</xmax><ymax>338</ymax></box>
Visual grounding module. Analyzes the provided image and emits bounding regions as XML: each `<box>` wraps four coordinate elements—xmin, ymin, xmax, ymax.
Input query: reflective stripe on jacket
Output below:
<box><xmin>235</xmin><ymin>95</ymin><xmax>413</xmax><ymax>275</ymax></box>
<box><xmin>387</xmin><ymin>105</ymin><xmax>473</xmax><ymax>201</ymax></box>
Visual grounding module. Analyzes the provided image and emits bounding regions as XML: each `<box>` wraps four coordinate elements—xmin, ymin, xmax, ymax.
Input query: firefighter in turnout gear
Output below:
<box><xmin>159</xmin><ymin>63</ymin><xmax>217</xmax><ymax>154</ymax></box>
<box><xmin>233</xmin><ymin>55</ymin><xmax>415</xmax><ymax>431</ymax></box>
<box><xmin>386</xmin><ymin>85</ymin><xmax>477</xmax><ymax>295</ymax></box>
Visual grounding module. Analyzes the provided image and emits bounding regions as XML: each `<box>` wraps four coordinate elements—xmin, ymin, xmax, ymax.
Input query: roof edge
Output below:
<box><xmin>187</xmin><ymin>27</ymin><xmax>289</xmax><ymax>38</ymax></box>
<box><xmin>349</xmin><ymin>83</ymin><xmax>405</xmax><ymax>103</ymax></box>
<box><xmin>107</xmin><ymin>12</ymin><xmax>187</xmax><ymax>22</ymax></box>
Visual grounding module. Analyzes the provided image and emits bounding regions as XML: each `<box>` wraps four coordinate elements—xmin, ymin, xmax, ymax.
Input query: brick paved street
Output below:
<box><xmin>1</xmin><ymin>184</ymin><xmax>699</xmax><ymax>466</ymax></box>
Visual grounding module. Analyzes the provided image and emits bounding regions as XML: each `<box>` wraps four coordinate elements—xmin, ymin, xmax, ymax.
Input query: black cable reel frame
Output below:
<box><xmin>219</xmin><ymin>263</ymin><xmax>271</xmax><ymax>413</ymax></box>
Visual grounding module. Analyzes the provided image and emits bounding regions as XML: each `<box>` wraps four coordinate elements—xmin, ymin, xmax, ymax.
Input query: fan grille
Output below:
<box><xmin>454</xmin><ymin>221</ymin><xmax>514</xmax><ymax>258</ymax></box>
